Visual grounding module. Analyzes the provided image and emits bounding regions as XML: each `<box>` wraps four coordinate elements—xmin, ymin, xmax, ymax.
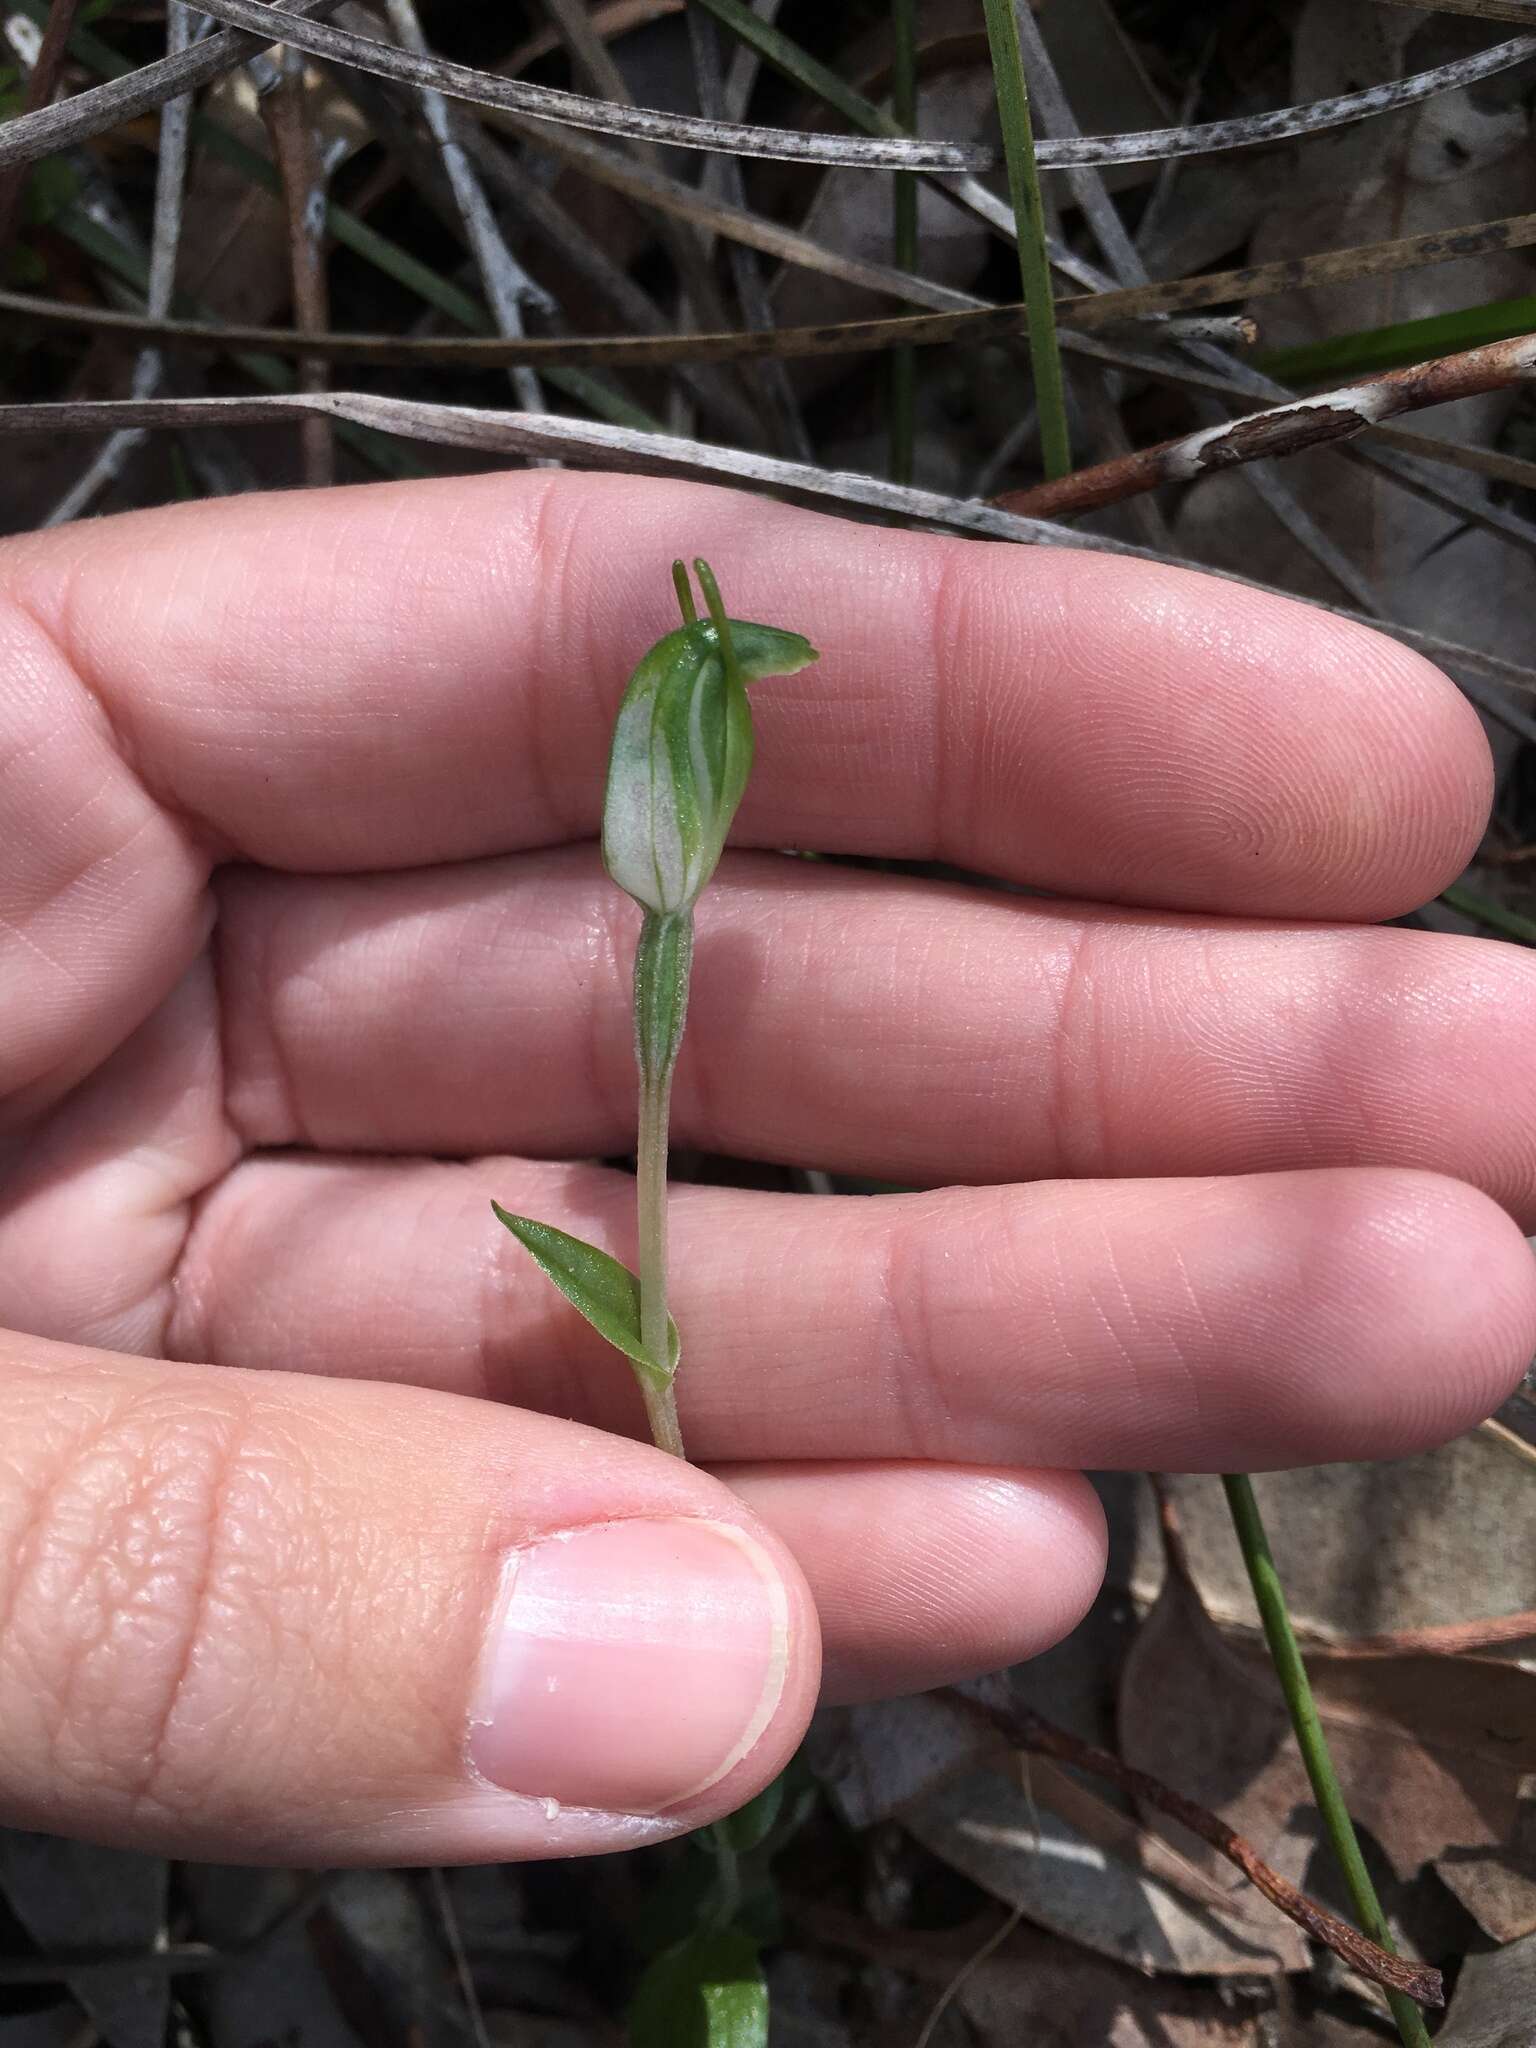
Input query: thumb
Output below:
<box><xmin>0</xmin><ymin>1330</ymin><xmax>819</xmax><ymax>1862</ymax></box>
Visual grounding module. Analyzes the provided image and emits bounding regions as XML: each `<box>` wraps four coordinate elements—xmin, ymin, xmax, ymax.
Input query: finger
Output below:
<box><xmin>216</xmin><ymin>848</ymin><xmax>1536</xmax><ymax>1220</ymax></box>
<box><xmin>0</xmin><ymin>1331</ymin><xmax>819</xmax><ymax>1861</ymax></box>
<box><xmin>2</xmin><ymin>475</ymin><xmax>1484</xmax><ymax>975</ymax></box>
<box><xmin>166</xmin><ymin>1157</ymin><xmax>1536</xmax><ymax>1470</ymax></box>
<box><xmin>0</xmin><ymin>583</ymin><xmax>208</xmax><ymax>1120</ymax></box>
<box><xmin>721</xmin><ymin>1464</ymin><xmax>1105</xmax><ymax>1704</ymax></box>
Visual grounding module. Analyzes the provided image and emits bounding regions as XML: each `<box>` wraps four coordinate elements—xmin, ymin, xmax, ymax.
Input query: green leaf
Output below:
<box><xmin>3</xmin><ymin>244</ymin><xmax>46</xmax><ymax>288</ymax></box>
<box><xmin>22</xmin><ymin>157</ymin><xmax>79</xmax><ymax>229</ymax></box>
<box><xmin>491</xmin><ymin>1205</ymin><xmax>679</xmax><ymax>1385</ymax></box>
<box><xmin>628</xmin><ymin>1929</ymin><xmax>768</xmax><ymax>2048</ymax></box>
<box><xmin>1257</xmin><ymin>294</ymin><xmax>1536</xmax><ymax>384</ymax></box>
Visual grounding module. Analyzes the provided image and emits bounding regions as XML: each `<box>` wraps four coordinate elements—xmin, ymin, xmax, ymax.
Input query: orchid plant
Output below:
<box><xmin>492</xmin><ymin>556</ymin><xmax>1431</xmax><ymax>2048</ymax></box>
<box><xmin>493</xmin><ymin>559</ymin><xmax>817</xmax><ymax>1458</ymax></box>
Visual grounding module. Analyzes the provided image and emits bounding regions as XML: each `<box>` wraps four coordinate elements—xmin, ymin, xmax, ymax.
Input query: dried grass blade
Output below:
<box><xmin>684</xmin><ymin>5</ymin><xmax>810</xmax><ymax>461</ymax></box>
<box><xmin>537</xmin><ymin>0</ymin><xmax>737</xmax><ymax>344</ymax></box>
<box><xmin>472</xmin><ymin>114</ymin><xmax>989</xmax><ymax>313</ymax></box>
<box><xmin>0</xmin><ymin>0</ymin><xmax>351</xmax><ymax>170</ymax></box>
<box><xmin>6</xmin><ymin>1</ymin><xmax>1532</xmax><ymax>175</ymax></box>
<box><xmin>1374</xmin><ymin>0</ymin><xmax>1536</xmax><ymax>20</ymax></box>
<box><xmin>39</xmin><ymin>186</ymin><xmax>1495</xmax><ymax>370</ymax></box>
<box><xmin>380</xmin><ymin>0</ymin><xmax>547</xmax><ymax>419</ymax></box>
<box><xmin>1011</xmin><ymin>11</ymin><xmax>1378</xmax><ymax>610</ymax></box>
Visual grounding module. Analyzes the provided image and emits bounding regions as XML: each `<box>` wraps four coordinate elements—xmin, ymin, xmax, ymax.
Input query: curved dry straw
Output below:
<box><xmin>1</xmin><ymin>4</ymin><xmax>1531</xmax><ymax>173</ymax></box>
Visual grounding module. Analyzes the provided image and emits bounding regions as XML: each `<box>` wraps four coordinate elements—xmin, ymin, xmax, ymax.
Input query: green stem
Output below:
<box><xmin>707</xmin><ymin>1825</ymin><xmax>744</xmax><ymax>1931</ymax></box>
<box><xmin>978</xmin><ymin>0</ymin><xmax>1071</xmax><ymax>480</ymax></box>
<box><xmin>636</xmin><ymin>1064</ymin><xmax>684</xmax><ymax>1458</ymax></box>
<box><xmin>1221</xmin><ymin>1475</ymin><xmax>1431</xmax><ymax>2048</ymax></box>
<box><xmin>634</xmin><ymin>911</ymin><xmax>694</xmax><ymax>1460</ymax></box>
<box><xmin>889</xmin><ymin>0</ymin><xmax>917</xmax><ymax>486</ymax></box>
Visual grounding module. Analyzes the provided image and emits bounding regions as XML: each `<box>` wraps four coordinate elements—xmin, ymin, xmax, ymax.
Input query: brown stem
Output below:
<box><xmin>944</xmin><ymin>1692</ymin><xmax>1444</xmax><ymax>2010</ymax></box>
<box><xmin>258</xmin><ymin>46</ymin><xmax>334</xmax><ymax>487</ymax></box>
<box><xmin>995</xmin><ymin>332</ymin><xmax>1536</xmax><ymax>521</ymax></box>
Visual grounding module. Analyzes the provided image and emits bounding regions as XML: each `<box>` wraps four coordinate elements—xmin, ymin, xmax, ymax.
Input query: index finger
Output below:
<box><xmin>0</xmin><ymin>469</ymin><xmax>1487</xmax><ymax>910</ymax></box>
<box><xmin>3</xmin><ymin>471</ymin><xmax>1490</xmax><ymax>913</ymax></box>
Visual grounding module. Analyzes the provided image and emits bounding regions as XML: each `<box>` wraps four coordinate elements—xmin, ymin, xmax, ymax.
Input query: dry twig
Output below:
<box><xmin>947</xmin><ymin>1694</ymin><xmax>1444</xmax><ymax>2009</ymax></box>
<box><xmin>996</xmin><ymin>333</ymin><xmax>1536</xmax><ymax>519</ymax></box>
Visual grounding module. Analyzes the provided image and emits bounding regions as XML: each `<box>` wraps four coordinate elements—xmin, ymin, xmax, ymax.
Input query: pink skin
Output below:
<box><xmin>0</xmin><ymin>470</ymin><xmax>1528</xmax><ymax>1865</ymax></box>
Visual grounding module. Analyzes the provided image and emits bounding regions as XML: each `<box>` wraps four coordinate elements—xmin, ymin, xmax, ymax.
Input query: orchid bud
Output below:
<box><xmin>601</xmin><ymin>562</ymin><xmax>817</xmax><ymax>918</ymax></box>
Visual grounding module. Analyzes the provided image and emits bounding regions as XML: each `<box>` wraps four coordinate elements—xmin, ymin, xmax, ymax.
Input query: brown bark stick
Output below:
<box><xmin>995</xmin><ymin>332</ymin><xmax>1536</xmax><ymax>520</ymax></box>
<box><xmin>258</xmin><ymin>47</ymin><xmax>334</xmax><ymax>486</ymax></box>
<box><xmin>0</xmin><ymin>0</ymin><xmax>85</xmax><ymax>257</ymax></box>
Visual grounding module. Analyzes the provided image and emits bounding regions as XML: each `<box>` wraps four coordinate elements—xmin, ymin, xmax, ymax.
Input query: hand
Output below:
<box><xmin>0</xmin><ymin>472</ymin><xmax>1528</xmax><ymax>1864</ymax></box>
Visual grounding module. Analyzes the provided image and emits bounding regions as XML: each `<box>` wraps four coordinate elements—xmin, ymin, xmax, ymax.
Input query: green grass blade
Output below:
<box><xmin>1439</xmin><ymin>881</ymin><xmax>1536</xmax><ymax>945</ymax></box>
<box><xmin>890</xmin><ymin>0</ymin><xmax>917</xmax><ymax>485</ymax></box>
<box><xmin>1259</xmin><ymin>294</ymin><xmax>1536</xmax><ymax>384</ymax></box>
<box><xmin>978</xmin><ymin>0</ymin><xmax>1069</xmax><ymax>479</ymax></box>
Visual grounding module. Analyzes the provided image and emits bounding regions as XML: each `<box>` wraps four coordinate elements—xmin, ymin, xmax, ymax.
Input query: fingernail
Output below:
<box><xmin>469</xmin><ymin>1517</ymin><xmax>790</xmax><ymax>1816</ymax></box>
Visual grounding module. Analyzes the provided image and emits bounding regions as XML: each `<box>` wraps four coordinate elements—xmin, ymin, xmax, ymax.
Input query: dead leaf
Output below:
<box><xmin>1127</xmin><ymin>1448</ymin><xmax>1536</xmax><ymax>1644</ymax></box>
<box><xmin>0</xmin><ymin>1834</ymin><xmax>167</xmax><ymax>2048</ymax></box>
<box><xmin>1436</xmin><ymin>1930</ymin><xmax>1536</xmax><ymax>2047</ymax></box>
<box><xmin>770</xmin><ymin>67</ymin><xmax>997</xmax><ymax>333</ymax></box>
<box><xmin>1119</xmin><ymin>1535</ymin><xmax>1536</xmax><ymax>1903</ymax></box>
<box><xmin>180</xmin><ymin>65</ymin><xmax>370</xmax><ymax>327</ymax></box>
<box><xmin>813</xmin><ymin>1690</ymin><xmax>999</xmax><ymax>1830</ymax></box>
<box><xmin>1437</xmin><ymin>1847</ymin><xmax>1536</xmax><ymax>1945</ymax></box>
<box><xmin>1012</xmin><ymin>1753</ymin><xmax>1274</xmax><ymax>1924</ymax></box>
<box><xmin>956</xmin><ymin>1942</ymin><xmax>1262</xmax><ymax>2046</ymax></box>
<box><xmin>905</xmin><ymin>1763</ymin><xmax>1307</xmax><ymax>1978</ymax></box>
<box><xmin>800</xmin><ymin>1902</ymin><xmax>1264</xmax><ymax>2046</ymax></box>
<box><xmin>815</xmin><ymin>1632</ymin><xmax>1309</xmax><ymax>1975</ymax></box>
<box><xmin>179</xmin><ymin>1866</ymin><xmax>365</xmax><ymax>2048</ymax></box>
<box><xmin>1172</xmin><ymin>0</ymin><xmax>1536</xmax><ymax>744</ymax></box>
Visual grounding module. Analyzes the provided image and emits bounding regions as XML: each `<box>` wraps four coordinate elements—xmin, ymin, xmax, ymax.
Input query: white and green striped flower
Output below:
<box><xmin>601</xmin><ymin>565</ymin><xmax>817</xmax><ymax>918</ymax></box>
